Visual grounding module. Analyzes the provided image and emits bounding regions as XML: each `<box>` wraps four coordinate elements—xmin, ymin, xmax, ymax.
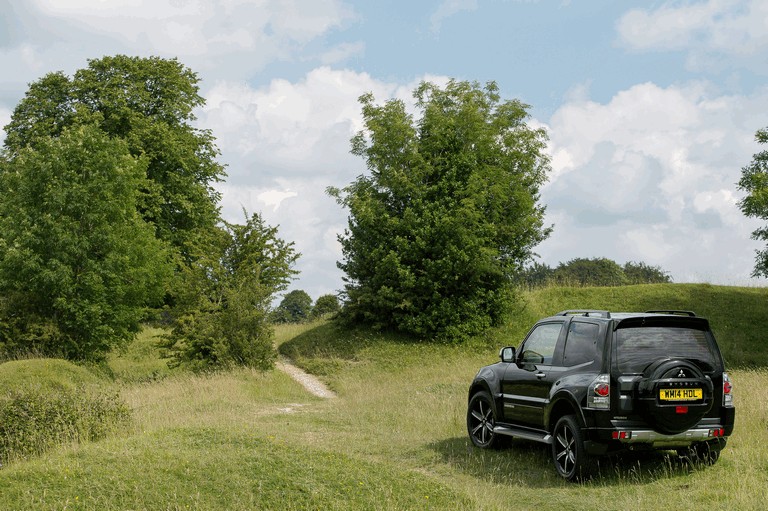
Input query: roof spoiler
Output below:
<box><xmin>644</xmin><ymin>310</ymin><xmax>696</xmax><ymax>317</ymax></box>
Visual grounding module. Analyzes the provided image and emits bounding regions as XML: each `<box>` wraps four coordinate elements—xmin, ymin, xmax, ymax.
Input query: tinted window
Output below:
<box><xmin>616</xmin><ymin>326</ymin><xmax>718</xmax><ymax>373</ymax></box>
<box><xmin>521</xmin><ymin>323</ymin><xmax>562</xmax><ymax>364</ymax></box>
<box><xmin>563</xmin><ymin>321</ymin><xmax>599</xmax><ymax>367</ymax></box>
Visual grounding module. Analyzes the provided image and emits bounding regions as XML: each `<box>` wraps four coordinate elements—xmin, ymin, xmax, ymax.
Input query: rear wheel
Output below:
<box><xmin>552</xmin><ymin>415</ymin><xmax>593</xmax><ymax>481</ymax></box>
<box><xmin>467</xmin><ymin>391</ymin><xmax>498</xmax><ymax>449</ymax></box>
<box><xmin>677</xmin><ymin>439</ymin><xmax>725</xmax><ymax>465</ymax></box>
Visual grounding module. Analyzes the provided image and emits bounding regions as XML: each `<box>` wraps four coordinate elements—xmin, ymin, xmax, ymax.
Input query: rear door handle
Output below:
<box><xmin>536</xmin><ymin>372</ymin><xmax>546</xmax><ymax>379</ymax></box>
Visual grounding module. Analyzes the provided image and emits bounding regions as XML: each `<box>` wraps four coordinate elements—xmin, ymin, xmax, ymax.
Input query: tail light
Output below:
<box><xmin>722</xmin><ymin>372</ymin><xmax>734</xmax><ymax>407</ymax></box>
<box><xmin>587</xmin><ymin>374</ymin><xmax>610</xmax><ymax>409</ymax></box>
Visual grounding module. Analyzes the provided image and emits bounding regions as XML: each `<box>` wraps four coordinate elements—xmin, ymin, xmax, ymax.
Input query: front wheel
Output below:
<box><xmin>552</xmin><ymin>415</ymin><xmax>594</xmax><ymax>481</ymax></box>
<box><xmin>467</xmin><ymin>391</ymin><xmax>499</xmax><ymax>449</ymax></box>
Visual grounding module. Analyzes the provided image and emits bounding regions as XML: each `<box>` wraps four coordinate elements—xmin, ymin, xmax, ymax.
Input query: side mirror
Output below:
<box><xmin>499</xmin><ymin>346</ymin><xmax>516</xmax><ymax>363</ymax></box>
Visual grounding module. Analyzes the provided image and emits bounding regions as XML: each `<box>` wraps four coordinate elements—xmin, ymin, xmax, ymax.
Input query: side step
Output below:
<box><xmin>493</xmin><ymin>425</ymin><xmax>552</xmax><ymax>445</ymax></box>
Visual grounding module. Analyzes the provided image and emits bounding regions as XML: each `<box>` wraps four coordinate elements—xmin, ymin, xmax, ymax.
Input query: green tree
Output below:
<box><xmin>162</xmin><ymin>213</ymin><xmax>298</xmax><ymax>370</ymax></box>
<box><xmin>3</xmin><ymin>55</ymin><xmax>225</xmax><ymax>258</ymax></box>
<box><xmin>623</xmin><ymin>261</ymin><xmax>672</xmax><ymax>284</ymax></box>
<box><xmin>738</xmin><ymin>127</ymin><xmax>768</xmax><ymax>277</ymax></box>
<box><xmin>0</xmin><ymin>125</ymin><xmax>172</xmax><ymax>360</ymax></box>
<box><xmin>272</xmin><ymin>290</ymin><xmax>313</xmax><ymax>323</ymax></box>
<box><xmin>330</xmin><ymin>80</ymin><xmax>551</xmax><ymax>340</ymax></box>
<box><xmin>312</xmin><ymin>294</ymin><xmax>340</xmax><ymax>318</ymax></box>
<box><xmin>516</xmin><ymin>262</ymin><xmax>555</xmax><ymax>288</ymax></box>
<box><xmin>553</xmin><ymin>258</ymin><xmax>628</xmax><ymax>287</ymax></box>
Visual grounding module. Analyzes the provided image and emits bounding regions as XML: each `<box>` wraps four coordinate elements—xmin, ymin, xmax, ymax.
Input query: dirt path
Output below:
<box><xmin>275</xmin><ymin>356</ymin><xmax>337</xmax><ymax>399</ymax></box>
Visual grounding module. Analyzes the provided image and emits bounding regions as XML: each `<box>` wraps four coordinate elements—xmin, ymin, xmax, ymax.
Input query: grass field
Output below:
<box><xmin>0</xmin><ymin>283</ymin><xmax>766</xmax><ymax>510</ymax></box>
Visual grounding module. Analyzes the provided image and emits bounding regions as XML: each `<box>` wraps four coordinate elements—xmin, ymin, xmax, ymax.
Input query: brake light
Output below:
<box><xmin>587</xmin><ymin>374</ymin><xmax>610</xmax><ymax>409</ymax></box>
<box><xmin>722</xmin><ymin>373</ymin><xmax>734</xmax><ymax>407</ymax></box>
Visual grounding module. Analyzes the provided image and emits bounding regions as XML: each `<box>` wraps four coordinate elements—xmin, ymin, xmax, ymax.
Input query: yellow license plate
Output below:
<box><xmin>659</xmin><ymin>388</ymin><xmax>702</xmax><ymax>401</ymax></box>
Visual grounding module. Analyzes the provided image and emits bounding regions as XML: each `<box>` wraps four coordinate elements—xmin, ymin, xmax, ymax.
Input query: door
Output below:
<box><xmin>501</xmin><ymin>321</ymin><xmax>564</xmax><ymax>428</ymax></box>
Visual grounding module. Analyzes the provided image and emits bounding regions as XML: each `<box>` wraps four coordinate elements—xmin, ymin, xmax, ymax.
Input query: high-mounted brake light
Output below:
<box><xmin>587</xmin><ymin>374</ymin><xmax>610</xmax><ymax>409</ymax></box>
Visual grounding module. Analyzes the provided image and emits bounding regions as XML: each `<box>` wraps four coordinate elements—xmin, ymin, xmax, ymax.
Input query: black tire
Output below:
<box><xmin>467</xmin><ymin>391</ymin><xmax>499</xmax><ymax>449</ymax></box>
<box><xmin>552</xmin><ymin>415</ymin><xmax>594</xmax><ymax>481</ymax></box>
<box><xmin>677</xmin><ymin>439</ymin><xmax>726</xmax><ymax>465</ymax></box>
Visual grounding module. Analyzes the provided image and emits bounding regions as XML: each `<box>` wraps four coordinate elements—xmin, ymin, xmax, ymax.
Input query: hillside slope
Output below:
<box><xmin>515</xmin><ymin>283</ymin><xmax>767</xmax><ymax>367</ymax></box>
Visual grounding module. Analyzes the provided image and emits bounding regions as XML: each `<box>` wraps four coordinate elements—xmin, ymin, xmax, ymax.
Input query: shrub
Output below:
<box><xmin>162</xmin><ymin>213</ymin><xmax>297</xmax><ymax>371</ymax></box>
<box><xmin>0</xmin><ymin>359</ymin><xmax>131</xmax><ymax>464</ymax></box>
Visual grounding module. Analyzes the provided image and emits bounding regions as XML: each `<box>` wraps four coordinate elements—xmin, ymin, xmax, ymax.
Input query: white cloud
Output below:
<box><xmin>617</xmin><ymin>1</ymin><xmax>724</xmax><ymax>51</ymax></box>
<box><xmin>200</xmin><ymin>67</ymin><xmax>393</xmax><ymax>178</ymax></box>
<box><xmin>545</xmin><ymin>82</ymin><xmax>706</xmax><ymax>180</ymax></box>
<box><xmin>620</xmin><ymin>226</ymin><xmax>681</xmax><ymax>263</ymax></box>
<box><xmin>200</xmin><ymin>67</ymin><xmax>449</xmax><ymax>299</ymax></box>
<box><xmin>258</xmin><ymin>189</ymin><xmax>299</xmax><ymax>211</ymax></box>
<box><xmin>6</xmin><ymin>0</ymin><xmax>356</xmax><ymax>82</ymax></box>
<box><xmin>319</xmin><ymin>41</ymin><xmax>365</xmax><ymax>65</ymax></box>
<box><xmin>617</xmin><ymin>0</ymin><xmax>768</xmax><ymax>71</ymax></box>
<box><xmin>430</xmin><ymin>0</ymin><xmax>478</xmax><ymax>34</ymax></box>
<box><xmin>537</xmin><ymin>82</ymin><xmax>767</xmax><ymax>285</ymax></box>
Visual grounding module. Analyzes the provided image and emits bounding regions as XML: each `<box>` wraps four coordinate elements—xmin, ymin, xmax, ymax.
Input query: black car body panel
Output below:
<box><xmin>467</xmin><ymin>310</ymin><xmax>736</xmax><ymax>480</ymax></box>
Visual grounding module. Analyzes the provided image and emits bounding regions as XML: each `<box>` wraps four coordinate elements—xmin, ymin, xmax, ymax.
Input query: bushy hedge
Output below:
<box><xmin>517</xmin><ymin>258</ymin><xmax>672</xmax><ymax>289</ymax></box>
<box><xmin>0</xmin><ymin>359</ymin><xmax>131</xmax><ymax>464</ymax></box>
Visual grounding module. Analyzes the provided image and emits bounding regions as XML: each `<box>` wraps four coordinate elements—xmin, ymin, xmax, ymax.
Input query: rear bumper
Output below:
<box><xmin>583</xmin><ymin>410</ymin><xmax>734</xmax><ymax>455</ymax></box>
<box><xmin>610</xmin><ymin>427</ymin><xmax>723</xmax><ymax>446</ymax></box>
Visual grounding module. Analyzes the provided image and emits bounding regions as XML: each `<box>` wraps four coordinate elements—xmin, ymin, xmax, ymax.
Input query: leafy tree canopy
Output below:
<box><xmin>330</xmin><ymin>79</ymin><xmax>551</xmax><ymax>340</ymax></box>
<box><xmin>0</xmin><ymin>125</ymin><xmax>172</xmax><ymax>360</ymax></box>
<box><xmin>622</xmin><ymin>261</ymin><xmax>672</xmax><ymax>285</ymax></box>
<box><xmin>517</xmin><ymin>258</ymin><xmax>672</xmax><ymax>288</ymax></box>
<box><xmin>738</xmin><ymin>127</ymin><xmax>768</xmax><ymax>277</ymax></box>
<box><xmin>3</xmin><ymin>55</ymin><xmax>225</xmax><ymax>257</ymax></box>
<box><xmin>162</xmin><ymin>212</ymin><xmax>299</xmax><ymax>370</ymax></box>
<box><xmin>554</xmin><ymin>258</ymin><xmax>628</xmax><ymax>287</ymax></box>
<box><xmin>272</xmin><ymin>290</ymin><xmax>313</xmax><ymax>324</ymax></box>
<box><xmin>312</xmin><ymin>294</ymin><xmax>340</xmax><ymax>318</ymax></box>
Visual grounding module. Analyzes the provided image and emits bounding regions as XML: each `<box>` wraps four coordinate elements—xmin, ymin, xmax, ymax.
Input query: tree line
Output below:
<box><xmin>1</xmin><ymin>54</ymin><xmax>766</xmax><ymax>367</ymax></box>
<box><xmin>517</xmin><ymin>258</ymin><xmax>672</xmax><ymax>288</ymax></box>
<box><xmin>270</xmin><ymin>291</ymin><xmax>341</xmax><ymax>324</ymax></box>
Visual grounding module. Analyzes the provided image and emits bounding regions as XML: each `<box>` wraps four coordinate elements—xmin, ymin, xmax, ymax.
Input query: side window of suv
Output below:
<box><xmin>563</xmin><ymin>321</ymin><xmax>599</xmax><ymax>367</ymax></box>
<box><xmin>520</xmin><ymin>323</ymin><xmax>563</xmax><ymax>364</ymax></box>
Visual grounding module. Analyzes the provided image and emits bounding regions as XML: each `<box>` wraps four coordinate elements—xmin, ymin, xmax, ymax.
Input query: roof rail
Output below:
<box><xmin>645</xmin><ymin>310</ymin><xmax>696</xmax><ymax>317</ymax></box>
<box><xmin>557</xmin><ymin>310</ymin><xmax>611</xmax><ymax>318</ymax></box>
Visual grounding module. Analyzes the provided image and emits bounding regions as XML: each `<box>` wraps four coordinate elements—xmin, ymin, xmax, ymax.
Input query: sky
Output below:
<box><xmin>1</xmin><ymin>0</ymin><xmax>767</xmax><ymax>301</ymax></box>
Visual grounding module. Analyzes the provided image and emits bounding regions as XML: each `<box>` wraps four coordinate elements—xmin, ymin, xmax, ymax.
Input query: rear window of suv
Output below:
<box><xmin>616</xmin><ymin>326</ymin><xmax>718</xmax><ymax>374</ymax></box>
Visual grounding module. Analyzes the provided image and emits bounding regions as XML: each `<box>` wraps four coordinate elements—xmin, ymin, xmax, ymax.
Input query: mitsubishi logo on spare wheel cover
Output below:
<box><xmin>677</xmin><ymin>369</ymin><xmax>686</xmax><ymax>378</ymax></box>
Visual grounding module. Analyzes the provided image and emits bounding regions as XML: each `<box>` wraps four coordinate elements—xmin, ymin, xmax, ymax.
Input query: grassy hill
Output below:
<box><xmin>0</xmin><ymin>283</ymin><xmax>766</xmax><ymax>510</ymax></box>
<box><xmin>514</xmin><ymin>283</ymin><xmax>768</xmax><ymax>367</ymax></box>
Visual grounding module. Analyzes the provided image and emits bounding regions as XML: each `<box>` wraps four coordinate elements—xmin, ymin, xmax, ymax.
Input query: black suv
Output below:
<box><xmin>466</xmin><ymin>310</ymin><xmax>735</xmax><ymax>481</ymax></box>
